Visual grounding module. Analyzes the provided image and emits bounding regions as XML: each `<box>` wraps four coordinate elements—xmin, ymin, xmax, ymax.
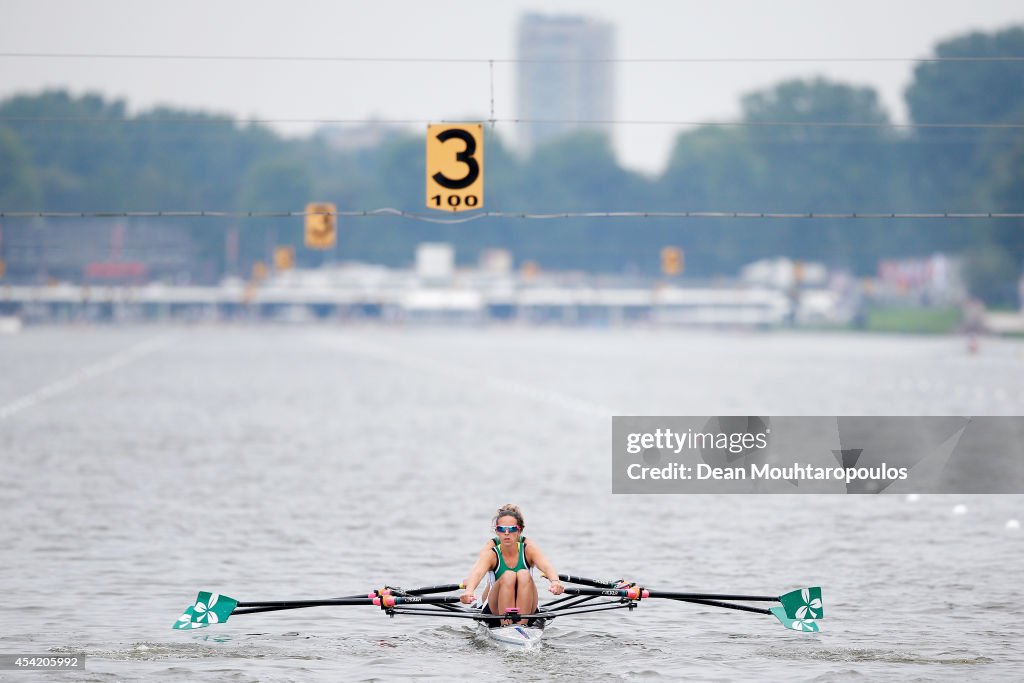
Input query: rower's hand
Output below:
<box><xmin>460</xmin><ymin>592</ymin><xmax>476</xmax><ymax>604</ymax></box>
<box><xmin>548</xmin><ymin>580</ymin><xmax>564</xmax><ymax>595</ymax></box>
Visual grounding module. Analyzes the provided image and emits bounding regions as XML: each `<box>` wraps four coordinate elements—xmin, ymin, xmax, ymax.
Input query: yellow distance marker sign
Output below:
<box><xmin>304</xmin><ymin>202</ymin><xmax>337</xmax><ymax>250</ymax></box>
<box><xmin>274</xmin><ymin>245</ymin><xmax>295</xmax><ymax>271</ymax></box>
<box><xmin>426</xmin><ymin>123</ymin><xmax>483</xmax><ymax>212</ymax></box>
<box><xmin>661</xmin><ymin>246</ymin><xmax>684</xmax><ymax>276</ymax></box>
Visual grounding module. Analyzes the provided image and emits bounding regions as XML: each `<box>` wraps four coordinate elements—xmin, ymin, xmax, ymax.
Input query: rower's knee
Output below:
<box><xmin>515</xmin><ymin>570</ymin><xmax>532</xmax><ymax>585</ymax></box>
<box><xmin>497</xmin><ymin>572</ymin><xmax>517</xmax><ymax>587</ymax></box>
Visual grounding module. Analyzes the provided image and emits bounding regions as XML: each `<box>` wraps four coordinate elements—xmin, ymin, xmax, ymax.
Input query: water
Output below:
<box><xmin>1</xmin><ymin>326</ymin><xmax>1022</xmax><ymax>680</ymax></box>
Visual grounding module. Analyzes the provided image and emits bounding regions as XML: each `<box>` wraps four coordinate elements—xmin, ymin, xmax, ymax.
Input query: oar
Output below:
<box><xmin>225</xmin><ymin>582</ymin><xmax>464</xmax><ymax>612</ymax></box>
<box><xmin>555</xmin><ymin>575</ymin><xmax>824</xmax><ymax>620</ymax></box>
<box><xmin>562</xmin><ymin>586</ymin><xmax>647</xmax><ymax>600</ymax></box>
<box><xmin>172</xmin><ymin>591</ymin><xmax>461</xmax><ymax>629</ymax></box>
<box><xmin>231</xmin><ymin>598</ymin><xmax>376</xmax><ymax>616</ymax></box>
<box><xmin>553</xmin><ymin>573</ymin><xmax>628</xmax><ymax>589</ymax></box>
<box><xmin>656</xmin><ymin>596</ymin><xmax>820</xmax><ymax>631</ymax></box>
<box><xmin>398</xmin><ymin>582</ymin><xmax>464</xmax><ymax>596</ymax></box>
<box><xmin>658</xmin><ymin>596</ymin><xmax>771</xmax><ymax>615</ymax></box>
<box><xmin>381</xmin><ymin>583</ymin><xmax>467</xmax><ymax>614</ymax></box>
<box><xmin>561</xmin><ymin>588</ymin><xmax>774</xmax><ymax>614</ymax></box>
<box><xmin>234</xmin><ymin>593</ymin><xmax>463</xmax><ymax>616</ymax></box>
<box><xmin>561</xmin><ymin>586</ymin><xmax>824</xmax><ymax>631</ymax></box>
<box><xmin>644</xmin><ymin>588</ymin><xmax>824</xmax><ymax>619</ymax></box>
<box><xmin>644</xmin><ymin>589</ymin><xmax>777</xmax><ymax>602</ymax></box>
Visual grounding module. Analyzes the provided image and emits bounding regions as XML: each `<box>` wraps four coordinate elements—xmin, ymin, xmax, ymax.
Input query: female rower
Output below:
<box><xmin>459</xmin><ymin>504</ymin><xmax>564</xmax><ymax>625</ymax></box>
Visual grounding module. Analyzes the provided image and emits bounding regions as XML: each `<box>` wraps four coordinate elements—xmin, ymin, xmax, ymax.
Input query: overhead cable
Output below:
<box><xmin>1</xmin><ymin>116</ymin><xmax>1021</xmax><ymax>130</ymax></box>
<box><xmin>2</xmin><ymin>51</ymin><xmax>1023</xmax><ymax>64</ymax></box>
<box><xmin>2</xmin><ymin>209</ymin><xmax>1022</xmax><ymax>224</ymax></box>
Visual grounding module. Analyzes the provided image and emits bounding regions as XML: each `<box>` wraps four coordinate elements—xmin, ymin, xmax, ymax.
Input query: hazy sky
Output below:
<box><xmin>1</xmin><ymin>0</ymin><xmax>1021</xmax><ymax>174</ymax></box>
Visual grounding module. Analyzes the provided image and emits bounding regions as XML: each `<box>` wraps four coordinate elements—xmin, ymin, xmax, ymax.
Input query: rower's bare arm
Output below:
<box><xmin>526</xmin><ymin>543</ymin><xmax>564</xmax><ymax>594</ymax></box>
<box><xmin>461</xmin><ymin>547</ymin><xmax>496</xmax><ymax>603</ymax></box>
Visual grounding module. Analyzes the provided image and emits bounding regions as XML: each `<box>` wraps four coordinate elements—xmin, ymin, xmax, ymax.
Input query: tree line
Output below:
<box><xmin>0</xmin><ymin>27</ymin><xmax>1021</xmax><ymax>303</ymax></box>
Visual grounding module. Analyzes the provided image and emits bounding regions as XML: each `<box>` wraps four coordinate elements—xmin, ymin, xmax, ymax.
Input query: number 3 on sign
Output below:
<box><xmin>426</xmin><ymin>123</ymin><xmax>483</xmax><ymax>212</ymax></box>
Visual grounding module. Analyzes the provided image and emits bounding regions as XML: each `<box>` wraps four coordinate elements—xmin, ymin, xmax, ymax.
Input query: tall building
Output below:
<box><xmin>516</xmin><ymin>13</ymin><xmax>615</xmax><ymax>154</ymax></box>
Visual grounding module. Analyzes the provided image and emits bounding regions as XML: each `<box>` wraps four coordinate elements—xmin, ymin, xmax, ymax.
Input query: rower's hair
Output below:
<box><xmin>494</xmin><ymin>504</ymin><xmax>524</xmax><ymax>528</ymax></box>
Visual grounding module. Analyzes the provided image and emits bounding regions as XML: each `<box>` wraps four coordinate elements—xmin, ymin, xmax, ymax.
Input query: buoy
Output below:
<box><xmin>1007</xmin><ymin>519</ymin><xmax>1020</xmax><ymax>530</ymax></box>
<box><xmin>952</xmin><ymin>504</ymin><xmax>968</xmax><ymax>515</ymax></box>
<box><xmin>905</xmin><ymin>493</ymin><xmax>920</xmax><ymax>503</ymax></box>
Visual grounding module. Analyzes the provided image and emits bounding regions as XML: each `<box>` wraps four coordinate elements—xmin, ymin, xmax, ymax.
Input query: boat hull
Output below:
<box><xmin>479</xmin><ymin>622</ymin><xmax>545</xmax><ymax>647</ymax></box>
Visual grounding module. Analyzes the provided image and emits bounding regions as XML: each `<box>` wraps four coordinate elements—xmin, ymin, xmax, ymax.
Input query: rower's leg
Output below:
<box><xmin>515</xmin><ymin>570</ymin><xmax>537</xmax><ymax>624</ymax></box>
<box><xmin>490</xmin><ymin>572</ymin><xmax>518</xmax><ymax>624</ymax></box>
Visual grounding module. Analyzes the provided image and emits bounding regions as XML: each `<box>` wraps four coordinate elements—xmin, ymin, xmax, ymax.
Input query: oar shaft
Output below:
<box><xmin>557</xmin><ymin>576</ymin><xmax>779</xmax><ymax>602</ymax></box>
<box><xmin>665</xmin><ymin>596</ymin><xmax>772</xmax><ymax>615</ymax></box>
<box><xmin>561</xmin><ymin>587</ymin><xmax>774</xmax><ymax>615</ymax></box>
<box><xmin>563</xmin><ymin>587</ymin><xmax>644</xmax><ymax>599</ymax></box>
<box><xmin>402</xmin><ymin>583</ymin><xmax>464</xmax><ymax>596</ymax></box>
<box><xmin>375</xmin><ymin>596</ymin><xmax>462</xmax><ymax>607</ymax></box>
<box><xmin>557</xmin><ymin>574</ymin><xmax>620</xmax><ymax>588</ymax></box>
<box><xmin>237</xmin><ymin>598</ymin><xmax>374</xmax><ymax>608</ymax></box>
<box><xmin>645</xmin><ymin>590</ymin><xmax>777</xmax><ymax>602</ymax></box>
<box><xmin>232</xmin><ymin>595</ymin><xmax>460</xmax><ymax>616</ymax></box>
<box><xmin>232</xmin><ymin>605</ymin><xmax>318</xmax><ymax>616</ymax></box>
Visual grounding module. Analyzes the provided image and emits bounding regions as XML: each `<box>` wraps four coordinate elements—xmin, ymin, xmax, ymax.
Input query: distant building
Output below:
<box><xmin>0</xmin><ymin>220</ymin><xmax>197</xmax><ymax>284</ymax></box>
<box><xmin>516</xmin><ymin>13</ymin><xmax>615</xmax><ymax>153</ymax></box>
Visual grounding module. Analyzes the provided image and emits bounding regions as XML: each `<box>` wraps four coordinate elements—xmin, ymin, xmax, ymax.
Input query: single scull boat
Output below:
<box><xmin>173</xmin><ymin>574</ymin><xmax>824</xmax><ymax>646</ymax></box>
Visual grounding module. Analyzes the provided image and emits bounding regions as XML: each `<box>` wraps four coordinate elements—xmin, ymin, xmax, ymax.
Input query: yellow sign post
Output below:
<box><xmin>274</xmin><ymin>246</ymin><xmax>295</xmax><ymax>271</ymax></box>
<box><xmin>661</xmin><ymin>246</ymin><xmax>684</xmax><ymax>276</ymax></box>
<box><xmin>426</xmin><ymin>123</ymin><xmax>484</xmax><ymax>212</ymax></box>
<box><xmin>305</xmin><ymin>202</ymin><xmax>337</xmax><ymax>250</ymax></box>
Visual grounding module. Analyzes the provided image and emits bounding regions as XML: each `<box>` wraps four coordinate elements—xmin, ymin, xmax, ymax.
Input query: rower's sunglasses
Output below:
<box><xmin>495</xmin><ymin>525</ymin><xmax>520</xmax><ymax>533</ymax></box>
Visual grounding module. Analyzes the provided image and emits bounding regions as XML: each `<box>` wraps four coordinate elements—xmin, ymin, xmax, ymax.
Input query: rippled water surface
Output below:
<box><xmin>1</xmin><ymin>326</ymin><xmax>1022</xmax><ymax>681</ymax></box>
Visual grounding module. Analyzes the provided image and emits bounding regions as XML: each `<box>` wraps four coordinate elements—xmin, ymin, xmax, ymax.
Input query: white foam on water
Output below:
<box><xmin>952</xmin><ymin>504</ymin><xmax>968</xmax><ymax>516</ymax></box>
<box><xmin>1007</xmin><ymin>520</ymin><xmax>1020</xmax><ymax>530</ymax></box>
<box><xmin>905</xmin><ymin>494</ymin><xmax>920</xmax><ymax>503</ymax></box>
